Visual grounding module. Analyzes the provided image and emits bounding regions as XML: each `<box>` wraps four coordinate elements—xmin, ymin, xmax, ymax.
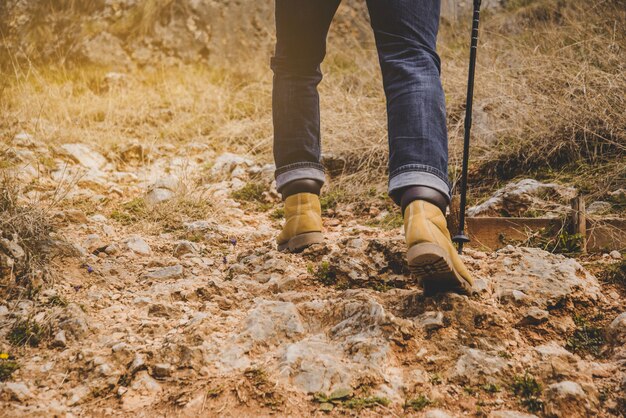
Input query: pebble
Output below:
<box><xmin>609</xmin><ymin>250</ymin><xmax>622</xmax><ymax>260</ymax></box>
<box><xmin>141</xmin><ymin>265</ymin><xmax>184</xmax><ymax>281</ymax></box>
<box><xmin>126</xmin><ymin>236</ymin><xmax>151</xmax><ymax>255</ymax></box>
<box><xmin>1</xmin><ymin>382</ymin><xmax>33</xmax><ymax>402</ymax></box>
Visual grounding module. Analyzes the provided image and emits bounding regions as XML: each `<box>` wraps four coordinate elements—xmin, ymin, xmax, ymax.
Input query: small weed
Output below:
<box><xmin>110</xmin><ymin>197</ymin><xmax>147</xmax><ymax>225</ymax></box>
<box><xmin>311</xmin><ymin>261</ymin><xmax>337</xmax><ymax>286</ymax></box>
<box><xmin>430</xmin><ymin>373</ymin><xmax>443</xmax><ymax>385</ymax></box>
<box><xmin>511</xmin><ymin>373</ymin><xmax>543</xmax><ymax>413</ymax></box>
<box><xmin>117</xmin><ymin>373</ymin><xmax>131</xmax><ymax>387</ymax></box>
<box><xmin>314</xmin><ymin>390</ymin><xmax>389</xmax><ymax>411</ymax></box>
<box><xmin>47</xmin><ymin>295</ymin><xmax>68</xmax><ymax>307</ymax></box>
<box><xmin>482</xmin><ymin>383</ymin><xmax>501</xmax><ymax>393</ymax></box>
<box><xmin>231</xmin><ymin>182</ymin><xmax>266</xmax><ymax>203</ymax></box>
<box><xmin>464</xmin><ymin>386</ymin><xmax>478</xmax><ymax>395</ymax></box>
<box><xmin>405</xmin><ymin>395</ymin><xmax>432</xmax><ymax>411</ymax></box>
<box><xmin>243</xmin><ymin>368</ymin><xmax>283</xmax><ymax>409</ymax></box>
<box><xmin>270</xmin><ymin>208</ymin><xmax>284</xmax><ymax>220</ymax></box>
<box><xmin>366</xmin><ymin>212</ymin><xmax>403</xmax><ymax>230</ymax></box>
<box><xmin>344</xmin><ymin>396</ymin><xmax>390</xmax><ymax>410</ymax></box>
<box><xmin>320</xmin><ymin>190</ymin><xmax>343</xmax><ymax>214</ymax></box>
<box><xmin>206</xmin><ymin>385</ymin><xmax>224</xmax><ymax>398</ymax></box>
<box><xmin>566</xmin><ymin>315</ymin><xmax>605</xmax><ymax>356</ymax></box>
<box><xmin>498</xmin><ymin>350</ymin><xmax>513</xmax><ymax>359</ymax></box>
<box><xmin>7</xmin><ymin>319</ymin><xmax>46</xmax><ymax>347</ymax></box>
<box><xmin>0</xmin><ymin>356</ymin><xmax>20</xmax><ymax>381</ymax></box>
<box><xmin>597</xmin><ymin>260</ymin><xmax>625</xmax><ymax>287</ymax></box>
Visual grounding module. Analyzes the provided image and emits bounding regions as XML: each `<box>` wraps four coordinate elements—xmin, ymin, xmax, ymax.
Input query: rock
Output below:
<box><xmin>141</xmin><ymin>265</ymin><xmax>184</xmax><ymax>281</ymax></box>
<box><xmin>126</xmin><ymin>236</ymin><xmax>151</xmax><ymax>255</ymax></box>
<box><xmin>415</xmin><ymin>311</ymin><xmax>445</xmax><ymax>331</ymax></box>
<box><xmin>144</xmin><ymin>188</ymin><xmax>174</xmax><ymax>206</ymax></box>
<box><xmin>450</xmin><ymin>348</ymin><xmax>508</xmax><ymax>385</ymax></box>
<box><xmin>607</xmin><ymin>312</ymin><xmax>626</xmax><ymax>345</ymax></box>
<box><xmin>424</xmin><ymin>409</ymin><xmax>455</xmax><ymax>418</ymax></box>
<box><xmin>491</xmin><ymin>247</ymin><xmax>601</xmax><ymax>308</ymax></box>
<box><xmin>118</xmin><ymin>142</ymin><xmax>146</xmax><ymax>162</ymax></box>
<box><xmin>544</xmin><ymin>381</ymin><xmax>597</xmax><ymax>417</ymax></box>
<box><xmin>144</xmin><ymin>175</ymin><xmax>182</xmax><ymax>205</ymax></box>
<box><xmin>468</xmin><ymin>179</ymin><xmax>576</xmax><ymax>217</ymax></box>
<box><xmin>151</xmin><ymin>363</ymin><xmax>171</xmax><ymax>379</ymax></box>
<box><xmin>130</xmin><ymin>354</ymin><xmax>146</xmax><ymax>374</ymax></box>
<box><xmin>66</xmin><ymin>385</ymin><xmax>90</xmax><ymax>406</ymax></box>
<box><xmin>122</xmin><ymin>371</ymin><xmax>162</xmax><ymax>410</ymax></box>
<box><xmin>64</xmin><ymin>209</ymin><xmax>89</xmax><ymax>224</ymax></box>
<box><xmin>609</xmin><ymin>250</ymin><xmax>622</xmax><ymax>260</ymax></box>
<box><xmin>104</xmin><ymin>244</ymin><xmax>120</xmax><ymax>256</ymax></box>
<box><xmin>587</xmin><ymin>201</ymin><xmax>612</xmax><ymax>214</ymax></box>
<box><xmin>1</xmin><ymin>382</ymin><xmax>33</xmax><ymax>402</ymax></box>
<box><xmin>51</xmin><ymin>330</ymin><xmax>67</xmax><ymax>348</ymax></box>
<box><xmin>80</xmin><ymin>32</ymin><xmax>133</xmax><ymax>68</ymax></box>
<box><xmin>280</xmin><ymin>335</ymin><xmax>351</xmax><ymax>394</ymax></box>
<box><xmin>83</xmin><ymin>234</ymin><xmax>103</xmax><ymax>252</ymax></box>
<box><xmin>173</xmin><ymin>241</ymin><xmax>199</xmax><ymax>258</ymax></box>
<box><xmin>489</xmin><ymin>411</ymin><xmax>539</xmax><ymax>418</ymax></box>
<box><xmin>0</xmin><ymin>237</ymin><xmax>25</xmax><ymax>261</ymax></box>
<box><xmin>521</xmin><ymin>307</ymin><xmax>549</xmax><ymax>325</ymax></box>
<box><xmin>244</xmin><ymin>300</ymin><xmax>305</xmax><ymax>343</ymax></box>
<box><xmin>210</xmin><ymin>153</ymin><xmax>254</xmax><ymax>177</ymax></box>
<box><xmin>59</xmin><ymin>143</ymin><xmax>107</xmax><ymax>169</ymax></box>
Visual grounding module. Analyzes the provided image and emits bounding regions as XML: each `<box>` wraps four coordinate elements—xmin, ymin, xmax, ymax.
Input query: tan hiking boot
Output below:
<box><xmin>404</xmin><ymin>200</ymin><xmax>474</xmax><ymax>295</ymax></box>
<box><xmin>277</xmin><ymin>192</ymin><xmax>323</xmax><ymax>252</ymax></box>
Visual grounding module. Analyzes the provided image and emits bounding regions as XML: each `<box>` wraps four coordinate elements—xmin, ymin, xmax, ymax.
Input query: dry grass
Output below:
<box><xmin>1</xmin><ymin>0</ymin><xmax>624</xmax><ymax>208</ymax></box>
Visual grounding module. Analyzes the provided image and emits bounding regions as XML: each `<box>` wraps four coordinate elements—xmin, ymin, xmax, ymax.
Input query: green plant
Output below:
<box><xmin>270</xmin><ymin>208</ymin><xmax>284</xmax><ymax>220</ymax></box>
<box><xmin>311</xmin><ymin>261</ymin><xmax>337</xmax><ymax>286</ymax></box>
<box><xmin>511</xmin><ymin>373</ymin><xmax>544</xmax><ymax>413</ymax></box>
<box><xmin>0</xmin><ymin>356</ymin><xmax>20</xmax><ymax>381</ymax></box>
<box><xmin>482</xmin><ymin>383</ymin><xmax>501</xmax><ymax>393</ymax></box>
<box><xmin>366</xmin><ymin>212</ymin><xmax>403</xmax><ymax>230</ymax></box>
<box><xmin>405</xmin><ymin>395</ymin><xmax>431</xmax><ymax>411</ymax></box>
<box><xmin>231</xmin><ymin>182</ymin><xmax>266</xmax><ymax>203</ymax></box>
<box><xmin>566</xmin><ymin>315</ymin><xmax>605</xmax><ymax>356</ymax></box>
<box><xmin>8</xmin><ymin>319</ymin><xmax>45</xmax><ymax>347</ymax></box>
<box><xmin>597</xmin><ymin>260</ymin><xmax>625</xmax><ymax>287</ymax></box>
<box><xmin>314</xmin><ymin>390</ymin><xmax>389</xmax><ymax>411</ymax></box>
<box><xmin>47</xmin><ymin>295</ymin><xmax>68</xmax><ymax>307</ymax></box>
<box><xmin>319</xmin><ymin>190</ymin><xmax>343</xmax><ymax>214</ymax></box>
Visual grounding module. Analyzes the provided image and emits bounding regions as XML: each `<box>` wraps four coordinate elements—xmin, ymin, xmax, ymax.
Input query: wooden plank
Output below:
<box><xmin>463</xmin><ymin>217</ymin><xmax>563</xmax><ymax>251</ymax></box>
<box><xmin>450</xmin><ymin>216</ymin><xmax>625</xmax><ymax>252</ymax></box>
<box><xmin>586</xmin><ymin>219</ymin><xmax>626</xmax><ymax>252</ymax></box>
<box><xmin>570</xmin><ymin>196</ymin><xmax>587</xmax><ymax>253</ymax></box>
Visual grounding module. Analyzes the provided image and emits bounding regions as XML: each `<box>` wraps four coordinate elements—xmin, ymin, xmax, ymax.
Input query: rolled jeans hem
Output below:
<box><xmin>388</xmin><ymin>170</ymin><xmax>451</xmax><ymax>203</ymax></box>
<box><xmin>275</xmin><ymin>165</ymin><xmax>326</xmax><ymax>192</ymax></box>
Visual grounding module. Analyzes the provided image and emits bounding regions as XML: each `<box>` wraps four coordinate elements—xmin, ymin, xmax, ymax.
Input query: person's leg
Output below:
<box><xmin>366</xmin><ymin>0</ymin><xmax>473</xmax><ymax>294</ymax></box>
<box><xmin>365</xmin><ymin>0</ymin><xmax>450</xmax><ymax>209</ymax></box>
<box><xmin>271</xmin><ymin>0</ymin><xmax>341</xmax><ymax>198</ymax></box>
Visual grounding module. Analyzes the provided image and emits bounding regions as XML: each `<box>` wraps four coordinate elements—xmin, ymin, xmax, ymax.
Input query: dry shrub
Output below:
<box><xmin>0</xmin><ymin>171</ymin><xmax>55</xmax><ymax>297</ymax></box>
<box><xmin>441</xmin><ymin>0</ymin><xmax>625</xmax><ymax>194</ymax></box>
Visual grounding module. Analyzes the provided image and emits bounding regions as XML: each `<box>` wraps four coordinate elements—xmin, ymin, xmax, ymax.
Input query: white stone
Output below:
<box><xmin>1</xmin><ymin>382</ymin><xmax>33</xmax><ymax>402</ymax></box>
<box><xmin>126</xmin><ymin>236</ymin><xmax>151</xmax><ymax>255</ymax></box>
<box><xmin>60</xmin><ymin>143</ymin><xmax>107</xmax><ymax>169</ymax></box>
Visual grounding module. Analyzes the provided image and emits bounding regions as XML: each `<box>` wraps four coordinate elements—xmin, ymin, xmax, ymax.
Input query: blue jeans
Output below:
<box><xmin>272</xmin><ymin>0</ymin><xmax>450</xmax><ymax>202</ymax></box>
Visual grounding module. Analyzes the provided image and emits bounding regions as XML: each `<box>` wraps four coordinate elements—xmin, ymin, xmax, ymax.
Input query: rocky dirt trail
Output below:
<box><xmin>0</xmin><ymin>134</ymin><xmax>625</xmax><ymax>417</ymax></box>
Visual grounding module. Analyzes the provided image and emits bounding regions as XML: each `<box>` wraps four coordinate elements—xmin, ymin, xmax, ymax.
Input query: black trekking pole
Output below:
<box><xmin>452</xmin><ymin>0</ymin><xmax>482</xmax><ymax>255</ymax></box>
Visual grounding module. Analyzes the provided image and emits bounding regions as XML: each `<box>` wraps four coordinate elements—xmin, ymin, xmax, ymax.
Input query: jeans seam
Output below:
<box><xmin>389</xmin><ymin>164</ymin><xmax>450</xmax><ymax>188</ymax></box>
<box><xmin>275</xmin><ymin>162</ymin><xmax>325</xmax><ymax>177</ymax></box>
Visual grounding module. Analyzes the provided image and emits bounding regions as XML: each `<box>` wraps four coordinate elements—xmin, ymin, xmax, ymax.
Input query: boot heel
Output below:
<box><xmin>278</xmin><ymin>232</ymin><xmax>323</xmax><ymax>253</ymax></box>
<box><xmin>407</xmin><ymin>243</ymin><xmax>471</xmax><ymax>295</ymax></box>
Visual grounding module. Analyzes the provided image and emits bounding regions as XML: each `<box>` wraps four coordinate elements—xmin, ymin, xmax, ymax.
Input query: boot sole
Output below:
<box><xmin>407</xmin><ymin>242</ymin><xmax>473</xmax><ymax>296</ymax></box>
<box><xmin>277</xmin><ymin>232</ymin><xmax>323</xmax><ymax>253</ymax></box>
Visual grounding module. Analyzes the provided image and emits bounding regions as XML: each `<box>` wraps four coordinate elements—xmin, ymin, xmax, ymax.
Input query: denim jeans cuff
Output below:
<box><xmin>388</xmin><ymin>168</ymin><xmax>451</xmax><ymax>202</ymax></box>
<box><xmin>275</xmin><ymin>163</ymin><xmax>326</xmax><ymax>192</ymax></box>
